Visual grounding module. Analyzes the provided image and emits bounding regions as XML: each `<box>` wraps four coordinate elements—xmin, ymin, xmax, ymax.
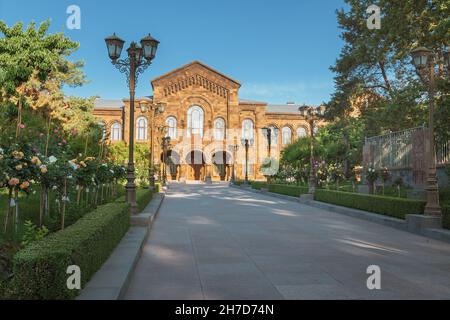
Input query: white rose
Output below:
<box><xmin>48</xmin><ymin>156</ymin><xmax>57</xmax><ymax>164</ymax></box>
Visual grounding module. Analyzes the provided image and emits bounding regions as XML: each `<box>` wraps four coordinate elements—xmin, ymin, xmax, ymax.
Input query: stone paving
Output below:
<box><xmin>123</xmin><ymin>183</ymin><xmax>450</xmax><ymax>300</ymax></box>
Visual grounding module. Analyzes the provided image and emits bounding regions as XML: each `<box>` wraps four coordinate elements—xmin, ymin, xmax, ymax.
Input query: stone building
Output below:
<box><xmin>93</xmin><ymin>61</ymin><xmax>323</xmax><ymax>182</ymax></box>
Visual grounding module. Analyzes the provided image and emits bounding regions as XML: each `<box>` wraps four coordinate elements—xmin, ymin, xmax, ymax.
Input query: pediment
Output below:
<box><xmin>151</xmin><ymin>61</ymin><xmax>241</xmax><ymax>99</ymax></box>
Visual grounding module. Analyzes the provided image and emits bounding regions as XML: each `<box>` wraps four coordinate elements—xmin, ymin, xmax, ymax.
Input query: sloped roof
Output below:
<box><xmin>239</xmin><ymin>98</ymin><xmax>267</xmax><ymax>105</ymax></box>
<box><xmin>151</xmin><ymin>61</ymin><xmax>241</xmax><ymax>87</ymax></box>
<box><xmin>94</xmin><ymin>99</ymin><xmax>124</xmax><ymax>110</ymax></box>
<box><xmin>266</xmin><ymin>103</ymin><xmax>304</xmax><ymax>114</ymax></box>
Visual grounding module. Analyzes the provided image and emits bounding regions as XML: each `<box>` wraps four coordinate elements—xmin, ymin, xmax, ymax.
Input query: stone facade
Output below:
<box><xmin>93</xmin><ymin>61</ymin><xmax>323</xmax><ymax>182</ymax></box>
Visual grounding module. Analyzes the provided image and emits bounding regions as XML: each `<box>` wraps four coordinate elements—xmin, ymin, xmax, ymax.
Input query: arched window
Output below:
<box><xmin>282</xmin><ymin>127</ymin><xmax>292</xmax><ymax>145</ymax></box>
<box><xmin>187</xmin><ymin>105</ymin><xmax>204</xmax><ymax>137</ymax></box>
<box><xmin>214</xmin><ymin>118</ymin><xmax>225</xmax><ymax>141</ymax></box>
<box><xmin>268</xmin><ymin>126</ymin><xmax>279</xmax><ymax>145</ymax></box>
<box><xmin>166</xmin><ymin>116</ymin><xmax>177</xmax><ymax>140</ymax></box>
<box><xmin>111</xmin><ymin>122</ymin><xmax>122</xmax><ymax>141</ymax></box>
<box><xmin>136</xmin><ymin>117</ymin><xmax>148</xmax><ymax>141</ymax></box>
<box><xmin>297</xmin><ymin>127</ymin><xmax>308</xmax><ymax>139</ymax></box>
<box><xmin>313</xmin><ymin>125</ymin><xmax>319</xmax><ymax>135</ymax></box>
<box><xmin>242</xmin><ymin>119</ymin><xmax>254</xmax><ymax>140</ymax></box>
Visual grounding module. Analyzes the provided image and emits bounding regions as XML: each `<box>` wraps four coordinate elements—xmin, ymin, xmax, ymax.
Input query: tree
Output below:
<box><xmin>327</xmin><ymin>0</ymin><xmax>449</xmax><ymax>140</ymax></box>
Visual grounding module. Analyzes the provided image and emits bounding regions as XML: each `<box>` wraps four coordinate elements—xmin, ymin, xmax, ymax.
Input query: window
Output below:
<box><xmin>214</xmin><ymin>118</ymin><xmax>225</xmax><ymax>141</ymax></box>
<box><xmin>187</xmin><ymin>105</ymin><xmax>204</xmax><ymax>137</ymax></box>
<box><xmin>136</xmin><ymin>117</ymin><xmax>148</xmax><ymax>141</ymax></box>
<box><xmin>282</xmin><ymin>127</ymin><xmax>292</xmax><ymax>145</ymax></box>
<box><xmin>269</xmin><ymin>126</ymin><xmax>279</xmax><ymax>145</ymax></box>
<box><xmin>313</xmin><ymin>125</ymin><xmax>319</xmax><ymax>135</ymax></box>
<box><xmin>166</xmin><ymin>116</ymin><xmax>177</xmax><ymax>140</ymax></box>
<box><xmin>242</xmin><ymin>119</ymin><xmax>254</xmax><ymax>140</ymax></box>
<box><xmin>111</xmin><ymin>122</ymin><xmax>122</xmax><ymax>141</ymax></box>
<box><xmin>297</xmin><ymin>127</ymin><xmax>307</xmax><ymax>139</ymax></box>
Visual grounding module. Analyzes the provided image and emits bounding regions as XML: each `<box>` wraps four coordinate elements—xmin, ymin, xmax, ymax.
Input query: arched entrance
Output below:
<box><xmin>185</xmin><ymin>150</ymin><xmax>206</xmax><ymax>181</ymax></box>
<box><xmin>212</xmin><ymin>151</ymin><xmax>232</xmax><ymax>181</ymax></box>
<box><xmin>161</xmin><ymin>150</ymin><xmax>180</xmax><ymax>181</ymax></box>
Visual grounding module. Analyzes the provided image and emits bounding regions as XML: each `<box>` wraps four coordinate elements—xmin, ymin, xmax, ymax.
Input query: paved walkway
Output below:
<box><xmin>124</xmin><ymin>183</ymin><xmax>450</xmax><ymax>300</ymax></box>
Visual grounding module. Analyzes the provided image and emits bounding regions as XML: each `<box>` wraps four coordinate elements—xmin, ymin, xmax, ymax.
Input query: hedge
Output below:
<box><xmin>314</xmin><ymin>189</ymin><xmax>426</xmax><ymax>220</ymax></box>
<box><xmin>443</xmin><ymin>205</ymin><xmax>450</xmax><ymax>230</ymax></box>
<box><xmin>115</xmin><ymin>188</ymin><xmax>153</xmax><ymax>213</ymax></box>
<box><xmin>268</xmin><ymin>184</ymin><xmax>309</xmax><ymax>197</ymax></box>
<box><xmin>11</xmin><ymin>201</ymin><xmax>130</xmax><ymax>299</ymax></box>
<box><xmin>250</xmin><ymin>181</ymin><xmax>267</xmax><ymax>190</ymax></box>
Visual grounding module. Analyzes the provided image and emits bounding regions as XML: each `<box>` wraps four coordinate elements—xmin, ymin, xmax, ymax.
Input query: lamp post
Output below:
<box><xmin>298</xmin><ymin>105</ymin><xmax>325</xmax><ymax>194</ymax></box>
<box><xmin>410</xmin><ymin>46</ymin><xmax>450</xmax><ymax>216</ymax></box>
<box><xmin>241</xmin><ymin>138</ymin><xmax>254</xmax><ymax>184</ymax></box>
<box><xmin>140</xmin><ymin>102</ymin><xmax>166</xmax><ymax>188</ymax></box>
<box><xmin>228</xmin><ymin>138</ymin><xmax>239</xmax><ymax>183</ymax></box>
<box><xmin>162</xmin><ymin>136</ymin><xmax>171</xmax><ymax>185</ymax></box>
<box><xmin>105</xmin><ymin>33</ymin><xmax>159</xmax><ymax>214</ymax></box>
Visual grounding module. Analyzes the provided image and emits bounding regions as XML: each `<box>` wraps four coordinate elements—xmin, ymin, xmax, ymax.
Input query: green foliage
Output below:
<box><xmin>268</xmin><ymin>184</ymin><xmax>309</xmax><ymax>197</ymax></box>
<box><xmin>137</xmin><ymin>189</ymin><xmax>153</xmax><ymax>213</ymax></box>
<box><xmin>314</xmin><ymin>189</ymin><xmax>426</xmax><ymax>219</ymax></box>
<box><xmin>21</xmin><ymin>221</ymin><xmax>48</xmax><ymax>247</ymax></box>
<box><xmin>107</xmin><ymin>142</ymin><xmax>150</xmax><ymax>184</ymax></box>
<box><xmin>443</xmin><ymin>205</ymin><xmax>450</xmax><ymax>231</ymax></box>
<box><xmin>327</xmin><ymin>0</ymin><xmax>449</xmax><ymax>141</ymax></box>
<box><xmin>250</xmin><ymin>181</ymin><xmax>267</xmax><ymax>190</ymax></box>
<box><xmin>11</xmin><ymin>201</ymin><xmax>130</xmax><ymax>299</ymax></box>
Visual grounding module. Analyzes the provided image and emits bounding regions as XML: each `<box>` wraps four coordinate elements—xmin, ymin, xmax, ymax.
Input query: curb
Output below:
<box><xmin>232</xmin><ymin>184</ymin><xmax>450</xmax><ymax>245</ymax></box>
<box><xmin>77</xmin><ymin>191</ymin><xmax>166</xmax><ymax>300</ymax></box>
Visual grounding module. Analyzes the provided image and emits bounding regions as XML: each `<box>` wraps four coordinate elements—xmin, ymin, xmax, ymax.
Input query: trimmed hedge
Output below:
<box><xmin>115</xmin><ymin>188</ymin><xmax>153</xmax><ymax>213</ymax></box>
<box><xmin>443</xmin><ymin>205</ymin><xmax>450</xmax><ymax>230</ymax></box>
<box><xmin>137</xmin><ymin>189</ymin><xmax>153</xmax><ymax>213</ymax></box>
<box><xmin>268</xmin><ymin>184</ymin><xmax>309</xmax><ymax>197</ymax></box>
<box><xmin>250</xmin><ymin>181</ymin><xmax>267</xmax><ymax>190</ymax></box>
<box><xmin>314</xmin><ymin>189</ymin><xmax>426</xmax><ymax>220</ymax></box>
<box><xmin>11</xmin><ymin>201</ymin><xmax>130</xmax><ymax>299</ymax></box>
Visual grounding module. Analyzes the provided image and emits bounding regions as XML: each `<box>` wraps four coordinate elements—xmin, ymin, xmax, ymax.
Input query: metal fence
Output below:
<box><xmin>365</xmin><ymin>126</ymin><xmax>450</xmax><ymax>169</ymax></box>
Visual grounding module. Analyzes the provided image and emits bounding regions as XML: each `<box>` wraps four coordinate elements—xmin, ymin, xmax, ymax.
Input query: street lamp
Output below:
<box><xmin>105</xmin><ymin>32</ymin><xmax>159</xmax><ymax>214</ymax></box>
<box><xmin>140</xmin><ymin>102</ymin><xmax>165</xmax><ymax>188</ymax></box>
<box><xmin>262</xmin><ymin>127</ymin><xmax>272</xmax><ymax>157</ymax></box>
<box><xmin>411</xmin><ymin>46</ymin><xmax>442</xmax><ymax>216</ymax></box>
<box><xmin>241</xmin><ymin>138</ymin><xmax>254</xmax><ymax>184</ymax></box>
<box><xmin>228</xmin><ymin>138</ymin><xmax>239</xmax><ymax>183</ymax></box>
<box><xmin>298</xmin><ymin>105</ymin><xmax>324</xmax><ymax>194</ymax></box>
<box><xmin>161</xmin><ymin>136</ymin><xmax>171</xmax><ymax>185</ymax></box>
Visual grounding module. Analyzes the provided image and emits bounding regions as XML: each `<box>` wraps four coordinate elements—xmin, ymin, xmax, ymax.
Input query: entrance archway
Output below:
<box><xmin>212</xmin><ymin>151</ymin><xmax>232</xmax><ymax>181</ymax></box>
<box><xmin>185</xmin><ymin>150</ymin><xmax>205</xmax><ymax>181</ymax></box>
<box><xmin>161</xmin><ymin>150</ymin><xmax>180</xmax><ymax>181</ymax></box>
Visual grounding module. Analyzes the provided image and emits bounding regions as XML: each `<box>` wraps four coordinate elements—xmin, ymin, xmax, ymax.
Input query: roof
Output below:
<box><xmin>266</xmin><ymin>103</ymin><xmax>304</xmax><ymax>114</ymax></box>
<box><xmin>94</xmin><ymin>99</ymin><xmax>124</xmax><ymax>110</ymax></box>
<box><xmin>239</xmin><ymin>99</ymin><xmax>267</xmax><ymax>105</ymax></box>
<box><xmin>151</xmin><ymin>61</ymin><xmax>241</xmax><ymax>87</ymax></box>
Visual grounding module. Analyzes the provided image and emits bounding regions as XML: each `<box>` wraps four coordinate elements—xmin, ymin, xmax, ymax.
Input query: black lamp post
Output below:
<box><xmin>241</xmin><ymin>138</ymin><xmax>254</xmax><ymax>184</ymax></box>
<box><xmin>410</xmin><ymin>46</ymin><xmax>449</xmax><ymax>216</ymax></box>
<box><xmin>298</xmin><ymin>105</ymin><xmax>325</xmax><ymax>194</ymax></box>
<box><xmin>228</xmin><ymin>138</ymin><xmax>239</xmax><ymax>183</ymax></box>
<box><xmin>162</xmin><ymin>136</ymin><xmax>171</xmax><ymax>185</ymax></box>
<box><xmin>105</xmin><ymin>33</ymin><xmax>159</xmax><ymax>214</ymax></box>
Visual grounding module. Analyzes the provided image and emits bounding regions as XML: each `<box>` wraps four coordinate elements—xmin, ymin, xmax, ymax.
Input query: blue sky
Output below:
<box><xmin>0</xmin><ymin>0</ymin><xmax>347</xmax><ymax>105</ymax></box>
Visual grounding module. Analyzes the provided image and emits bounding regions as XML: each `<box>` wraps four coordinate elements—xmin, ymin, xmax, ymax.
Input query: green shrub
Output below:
<box><xmin>268</xmin><ymin>184</ymin><xmax>309</xmax><ymax>197</ymax></box>
<box><xmin>250</xmin><ymin>181</ymin><xmax>267</xmax><ymax>190</ymax></box>
<box><xmin>11</xmin><ymin>201</ymin><xmax>130</xmax><ymax>299</ymax></box>
<box><xmin>314</xmin><ymin>189</ymin><xmax>426</xmax><ymax>219</ymax></box>
<box><xmin>443</xmin><ymin>205</ymin><xmax>450</xmax><ymax>230</ymax></box>
<box><xmin>136</xmin><ymin>189</ymin><xmax>153</xmax><ymax>213</ymax></box>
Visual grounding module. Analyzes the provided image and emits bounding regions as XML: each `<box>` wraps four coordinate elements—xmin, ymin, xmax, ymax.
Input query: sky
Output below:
<box><xmin>0</xmin><ymin>0</ymin><xmax>347</xmax><ymax>105</ymax></box>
